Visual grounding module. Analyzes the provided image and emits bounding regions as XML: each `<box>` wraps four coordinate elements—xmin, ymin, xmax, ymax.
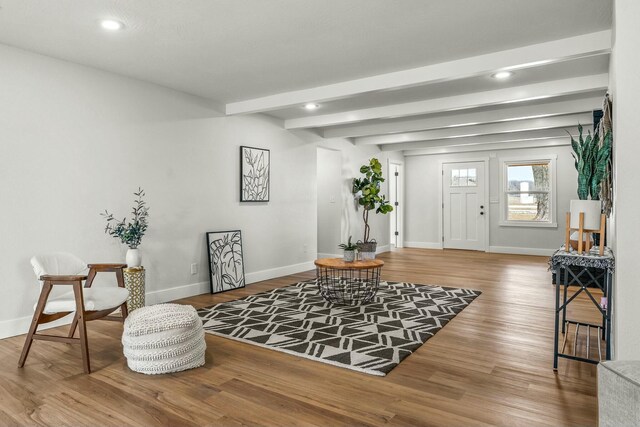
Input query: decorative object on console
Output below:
<box><xmin>569</xmin><ymin>124</ymin><xmax>612</xmax><ymax>202</ymax></box>
<box><xmin>352</xmin><ymin>158</ymin><xmax>393</xmax><ymax>259</ymax></box>
<box><xmin>102</xmin><ymin>187</ymin><xmax>149</xmax><ymax>267</ymax></box>
<box><xmin>595</xmin><ymin>94</ymin><xmax>613</xmax><ymax>217</ymax></box>
<box><xmin>198</xmin><ymin>280</ymin><xmax>480</xmax><ymax>376</ymax></box>
<box><xmin>565</xmin><ymin>200</ymin><xmax>605</xmax><ymax>255</ymax></box>
<box><xmin>338</xmin><ymin>236</ymin><xmax>358</xmax><ymax>262</ymax></box>
<box><xmin>206</xmin><ymin>230</ymin><xmax>246</xmax><ymax>294</ymax></box>
<box><xmin>240</xmin><ymin>146</ymin><xmax>270</xmax><ymax>202</ymax></box>
<box><xmin>122</xmin><ymin>303</ymin><xmax>206</xmax><ymax>375</ymax></box>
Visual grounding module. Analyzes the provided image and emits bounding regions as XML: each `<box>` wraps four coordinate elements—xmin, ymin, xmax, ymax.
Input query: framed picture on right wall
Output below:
<box><xmin>240</xmin><ymin>146</ymin><xmax>270</xmax><ymax>202</ymax></box>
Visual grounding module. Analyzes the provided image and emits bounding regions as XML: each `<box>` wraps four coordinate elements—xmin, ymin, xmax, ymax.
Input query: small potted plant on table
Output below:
<box><xmin>101</xmin><ymin>188</ymin><xmax>149</xmax><ymax>267</ymax></box>
<box><xmin>338</xmin><ymin>236</ymin><xmax>358</xmax><ymax>262</ymax></box>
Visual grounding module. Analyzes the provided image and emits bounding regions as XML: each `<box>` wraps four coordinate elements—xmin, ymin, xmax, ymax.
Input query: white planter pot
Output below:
<box><xmin>343</xmin><ymin>250</ymin><xmax>356</xmax><ymax>262</ymax></box>
<box><xmin>569</xmin><ymin>231</ymin><xmax>594</xmax><ymax>251</ymax></box>
<box><xmin>126</xmin><ymin>248</ymin><xmax>142</xmax><ymax>267</ymax></box>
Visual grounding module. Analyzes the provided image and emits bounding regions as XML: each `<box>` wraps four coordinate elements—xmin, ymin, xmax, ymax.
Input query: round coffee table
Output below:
<box><xmin>314</xmin><ymin>258</ymin><xmax>384</xmax><ymax>305</ymax></box>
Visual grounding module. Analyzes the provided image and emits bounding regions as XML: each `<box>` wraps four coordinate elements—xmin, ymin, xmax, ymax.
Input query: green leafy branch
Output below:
<box><xmin>101</xmin><ymin>187</ymin><xmax>149</xmax><ymax>249</ymax></box>
<box><xmin>338</xmin><ymin>236</ymin><xmax>358</xmax><ymax>251</ymax></box>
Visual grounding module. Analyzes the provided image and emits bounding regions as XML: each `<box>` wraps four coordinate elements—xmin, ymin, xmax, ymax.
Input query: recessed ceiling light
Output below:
<box><xmin>100</xmin><ymin>19</ymin><xmax>125</xmax><ymax>31</ymax></box>
<box><xmin>304</xmin><ymin>103</ymin><xmax>320</xmax><ymax>110</ymax></box>
<box><xmin>492</xmin><ymin>71</ymin><xmax>514</xmax><ymax>80</ymax></box>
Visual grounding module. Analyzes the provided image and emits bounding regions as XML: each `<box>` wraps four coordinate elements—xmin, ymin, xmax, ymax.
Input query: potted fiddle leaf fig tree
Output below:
<box><xmin>352</xmin><ymin>158</ymin><xmax>393</xmax><ymax>259</ymax></box>
<box><xmin>338</xmin><ymin>236</ymin><xmax>358</xmax><ymax>262</ymax></box>
<box><xmin>101</xmin><ymin>187</ymin><xmax>149</xmax><ymax>267</ymax></box>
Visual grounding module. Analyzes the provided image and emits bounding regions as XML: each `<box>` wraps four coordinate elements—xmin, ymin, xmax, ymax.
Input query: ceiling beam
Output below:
<box><xmin>323</xmin><ymin>96</ymin><xmax>602</xmax><ymax>138</ymax></box>
<box><xmin>355</xmin><ymin>113</ymin><xmax>591</xmax><ymax>145</ymax></box>
<box><xmin>380</xmin><ymin>128</ymin><xmax>579</xmax><ymax>151</ymax></box>
<box><xmin>226</xmin><ymin>30</ymin><xmax>611</xmax><ymax>115</ymax></box>
<box><xmin>284</xmin><ymin>74</ymin><xmax>608</xmax><ymax>129</ymax></box>
<box><xmin>403</xmin><ymin>138</ymin><xmax>571</xmax><ymax>156</ymax></box>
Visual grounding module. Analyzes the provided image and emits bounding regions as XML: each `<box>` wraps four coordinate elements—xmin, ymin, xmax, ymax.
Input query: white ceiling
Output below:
<box><xmin>268</xmin><ymin>55</ymin><xmax>610</xmax><ymax>120</ymax></box>
<box><xmin>0</xmin><ymin>0</ymin><xmax>613</xmax><ymax>154</ymax></box>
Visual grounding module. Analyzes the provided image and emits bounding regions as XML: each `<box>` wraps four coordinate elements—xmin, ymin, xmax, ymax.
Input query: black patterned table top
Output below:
<box><xmin>549</xmin><ymin>246</ymin><xmax>615</xmax><ymax>271</ymax></box>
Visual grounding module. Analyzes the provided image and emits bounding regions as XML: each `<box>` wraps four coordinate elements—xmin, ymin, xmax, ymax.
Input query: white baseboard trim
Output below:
<box><xmin>376</xmin><ymin>244</ymin><xmax>390</xmax><ymax>254</ymax></box>
<box><xmin>0</xmin><ymin>281</ymin><xmax>211</xmax><ymax>340</ymax></box>
<box><xmin>404</xmin><ymin>241</ymin><xmax>444</xmax><ymax>249</ymax></box>
<box><xmin>0</xmin><ymin>260</ymin><xmax>318</xmax><ymax>340</ymax></box>
<box><xmin>145</xmin><ymin>281</ymin><xmax>210</xmax><ymax>305</ymax></box>
<box><xmin>489</xmin><ymin>246</ymin><xmax>556</xmax><ymax>256</ymax></box>
<box><xmin>0</xmin><ymin>313</ymin><xmax>74</xmax><ymax>341</ymax></box>
<box><xmin>245</xmin><ymin>260</ymin><xmax>316</xmax><ymax>285</ymax></box>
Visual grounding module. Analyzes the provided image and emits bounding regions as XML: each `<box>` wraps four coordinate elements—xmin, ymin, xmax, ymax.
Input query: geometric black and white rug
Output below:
<box><xmin>198</xmin><ymin>280</ymin><xmax>481</xmax><ymax>376</ymax></box>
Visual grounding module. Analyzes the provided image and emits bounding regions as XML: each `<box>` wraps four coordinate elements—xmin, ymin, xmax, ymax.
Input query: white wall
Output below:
<box><xmin>404</xmin><ymin>145</ymin><xmax>577</xmax><ymax>254</ymax></box>
<box><xmin>610</xmin><ymin>0</ymin><xmax>640</xmax><ymax>360</ymax></box>
<box><xmin>0</xmin><ymin>43</ymin><xmax>319</xmax><ymax>338</ymax></box>
<box><xmin>315</xmin><ymin>139</ymin><xmax>403</xmax><ymax>253</ymax></box>
<box><xmin>317</xmin><ymin>148</ymin><xmax>343</xmax><ymax>257</ymax></box>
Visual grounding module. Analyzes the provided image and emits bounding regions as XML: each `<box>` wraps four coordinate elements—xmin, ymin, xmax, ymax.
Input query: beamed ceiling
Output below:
<box><xmin>0</xmin><ymin>0</ymin><xmax>612</xmax><ymax>155</ymax></box>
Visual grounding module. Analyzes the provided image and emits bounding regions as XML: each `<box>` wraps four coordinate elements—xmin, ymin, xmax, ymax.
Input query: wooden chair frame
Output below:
<box><xmin>18</xmin><ymin>263</ymin><xmax>128</xmax><ymax>374</ymax></box>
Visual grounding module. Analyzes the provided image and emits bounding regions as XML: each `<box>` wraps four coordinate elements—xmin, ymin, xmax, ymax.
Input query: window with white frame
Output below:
<box><xmin>500</xmin><ymin>157</ymin><xmax>556</xmax><ymax>227</ymax></box>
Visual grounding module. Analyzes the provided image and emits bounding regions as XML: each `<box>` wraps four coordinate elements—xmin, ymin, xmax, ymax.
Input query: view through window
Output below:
<box><xmin>505</xmin><ymin>161</ymin><xmax>551</xmax><ymax>222</ymax></box>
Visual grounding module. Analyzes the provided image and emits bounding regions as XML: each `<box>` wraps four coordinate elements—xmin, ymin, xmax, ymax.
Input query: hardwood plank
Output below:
<box><xmin>1</xmin><ymin>249</ymin><xmax>600</xmax><ymax>426</ymax></box>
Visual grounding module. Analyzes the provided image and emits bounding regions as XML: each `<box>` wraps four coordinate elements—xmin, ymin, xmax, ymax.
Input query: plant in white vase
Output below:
<box><xmin>101</xmin><ymin>188</ymin><xmax>149</xmax><ymax>267</ymax></box>
<box><xmin>569</xmin><ymin>125</ymin><xmax>612</xmax><ymax>250</ymax></box>
<box><xmin>338</xmin><ymin>236</ymin><xmax>358</xmax><ymax>262</ymax></box>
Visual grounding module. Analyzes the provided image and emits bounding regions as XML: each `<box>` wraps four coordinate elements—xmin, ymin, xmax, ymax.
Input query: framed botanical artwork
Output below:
<box><xmin>206</xmin><ymin>230</ymin><xmax>246</xmax><ymax>294</ymax></box>
<box><xmin>240</xmin><ymin>146</ymin><xmax>270</xmax><ymax>202</ymax></box>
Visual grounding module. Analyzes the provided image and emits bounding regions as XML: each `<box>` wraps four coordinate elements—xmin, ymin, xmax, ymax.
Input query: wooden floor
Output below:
<box><xmin>0</xmin><ymin>249</ymin><xmax>602</xmax><ymax>426</ymax></box>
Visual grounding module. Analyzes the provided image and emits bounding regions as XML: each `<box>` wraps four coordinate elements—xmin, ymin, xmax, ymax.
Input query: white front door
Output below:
<box><xmin>442</xmin><ymin>161</ymin><xmax>486</xmax><ymax>251</ymax></box>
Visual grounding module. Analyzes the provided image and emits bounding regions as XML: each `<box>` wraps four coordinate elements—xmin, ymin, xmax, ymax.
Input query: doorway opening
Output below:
<box><xmin>389</xmin><ymin>160</ymin><xmax>404</xmax><ymax>249</ymax></box>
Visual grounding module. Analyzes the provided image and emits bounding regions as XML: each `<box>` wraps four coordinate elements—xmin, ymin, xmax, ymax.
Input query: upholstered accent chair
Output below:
<box><xmin>18</xmin><ymin>252</ymin><xmax>130</xmax><ymax>373</ymax></box>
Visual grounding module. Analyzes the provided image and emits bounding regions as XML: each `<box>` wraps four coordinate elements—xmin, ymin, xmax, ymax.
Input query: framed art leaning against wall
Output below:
<box><xmin>206</xmin><ymin>230</ymin><xmax>246</xmax><ymax>294</ymax></box>
<box><xmin>240</xmin><ymin>146</ymin><xmax>270</xmax><ymax>202</ymax></box>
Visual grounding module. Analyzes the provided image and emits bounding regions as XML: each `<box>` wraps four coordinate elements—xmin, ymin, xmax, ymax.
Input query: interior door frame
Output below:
<box><xmin>388</xmin><ymin>159</ymin><xmax>404</xmax><ymax>248</ymax></box>
<box><xmin>438</xmin><ymin>157</ymin><xmax>490</xmax><ymax>252</ymax></box>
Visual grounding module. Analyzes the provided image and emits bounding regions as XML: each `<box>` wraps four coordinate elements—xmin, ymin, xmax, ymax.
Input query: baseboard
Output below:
<box><xmin>376</xmin><ymin>244</ymin><xmax>390</xmax><ymax>254</ymax></box>
<box><xmin>245</xmin><ymin>260</ymin><xmax>316</xmax><ymax>284</ymax></box>
<box><xmin>489</xmin><ymin>246</ymin><xmax>556</xmax><ymax>256</ymax></box>
<box><xmin>0</xmin><ymin>261</ymin><xmax>318</xmax><ymax>340</ymax></box>
<box><xmin>404</xmin><ymin>241</ymin><xmax>444</xmax><ymax>249</ymax></box>
<box><xmin>0</xmin><ymin>313</ymin><xmax>74</xmax><ymax>340</ymax></box>
<box><xmin>145</xmin><ymin>281</ymin><xmax>210</xmax><ymax>305</ymax></box>
<box><xmin>0</xmin><ymin>281</ymin><xmax>211</xmax><ymax>340</ymax></box>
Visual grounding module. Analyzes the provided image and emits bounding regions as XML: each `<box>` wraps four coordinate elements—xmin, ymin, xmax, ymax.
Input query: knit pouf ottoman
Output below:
<box><xmin>122</xmin><ymin>303</ymin><xmax>206</xmax><ymax>374</ymax></box>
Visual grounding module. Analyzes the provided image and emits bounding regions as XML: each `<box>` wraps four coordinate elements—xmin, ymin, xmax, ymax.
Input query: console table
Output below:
<box><xmin>314</xmin><ymin>258</ymin><xmax>384</xmax><ymax>305</ymax></box>
<box><xmin>549</xmin><ymin>246</ymin><xmax>614</xmax><ymax>370</ymax></box>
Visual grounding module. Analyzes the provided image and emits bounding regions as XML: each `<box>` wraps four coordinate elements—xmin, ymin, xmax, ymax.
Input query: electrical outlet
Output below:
<box><xmin>303</xmin><ymin>244</ymin><xmax>308</xmax><ymax>253</ymax></box>
<box><xmin>190</xmin><ymin>263</ymin><xmax>198</xmax><ymax>275</ymax></box>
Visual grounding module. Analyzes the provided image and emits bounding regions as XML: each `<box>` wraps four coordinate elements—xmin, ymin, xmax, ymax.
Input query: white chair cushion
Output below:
<box><xmin>31</xmin><ymin>252</ymin><xmax>88</xmax><ymax>279</ymax></box>
<box><xmin>39</xmin><ymin>287</ymin><xmax>129</xmax><ymax>314</ymax></box>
